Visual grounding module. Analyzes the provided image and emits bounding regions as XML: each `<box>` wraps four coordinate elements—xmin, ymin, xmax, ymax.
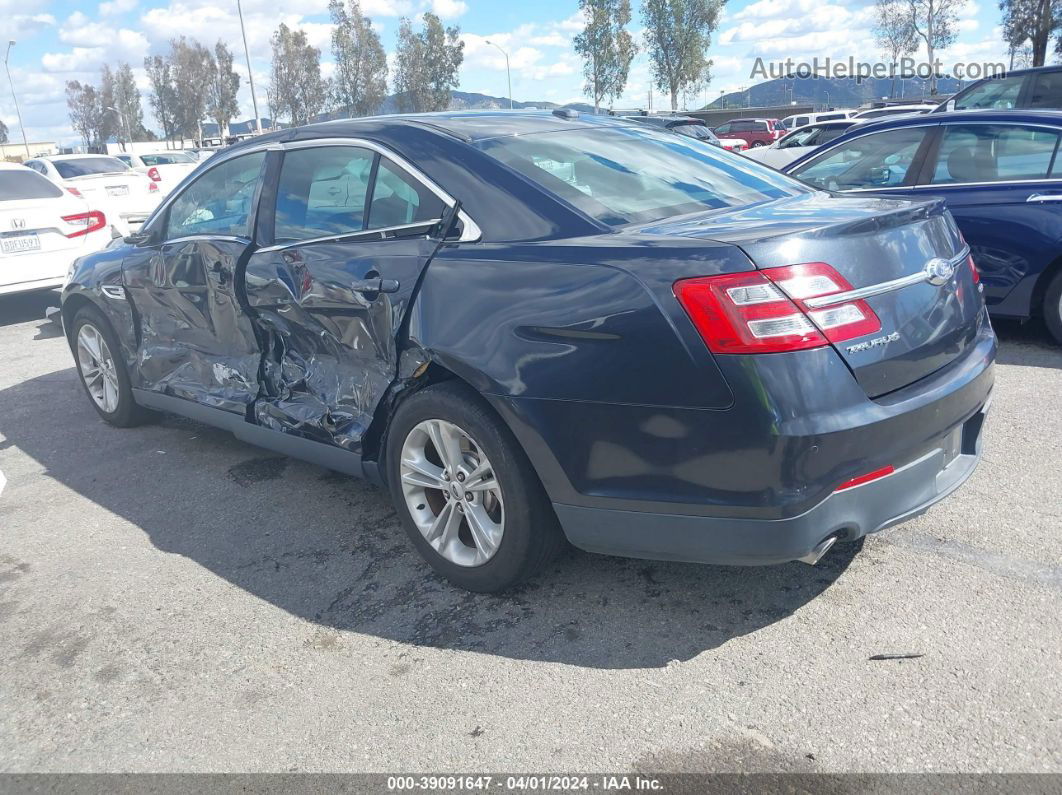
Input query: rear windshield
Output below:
<box><xmin>141</xmin><ymin>152</ymin><xmax>196</xmax><ymax>166</ymax></box>
<box><xmin>53</xmin><ymin>157</ymin><xmax>131</xmax><ymax>178</ymax></box>
<box><xmin>670</xmin><ymin>121</ymin><xmax>718</xmax><ymax>142</ymax></box>
<box><xmin>0</xmin><ymin>169</ymin><xmax>64</xmax><ymax>201</ymax></box>
<box><xmin>477</xmin><ymin>125</ymin><xmax>808</xmax><ymax>226</ymax></box>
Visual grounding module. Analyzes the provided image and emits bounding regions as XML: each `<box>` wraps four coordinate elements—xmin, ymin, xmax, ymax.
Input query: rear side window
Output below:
<box><xmin>818</xmin><ymin>125</ymin><xmax>853</xmax><ymax>145</ymax></box>
<box><xmin>477</xmin><ymin>124</ymin><xmax>806</xmax><ymax>226</ymax></box>
<box><xmin>715</xmin><ymin>123</ymin><xmax>731</xmax><ymax>134</ymax></box>
<box><xmin>0</xmin><ymin>169</ymin><xmax>64</xmax><ymax>200</ymax></box>
<box><xmin>275</xmin><ymin>146</ymin><xmax>375</xmax><ymax>241</ymax></box>
<box><xmin>794</xmin><ymin>116</ymin><xmax>810</xmax><ymax>127</ymax></box>
<box><xmin>53</xmin><ymin>157</ymin><xmax>130</xmax><ymax>178</ymax></box>
<box><xmin>928</xmin><ymin>124</ymin><xmax>1060</xmax><ymax>184</ymax></box>
<box><xmin>953</xmin><ymin>75</ymin><xmax>1024</xmax><ymax>110</ymax></box>
<box><xmin>141</xmin><ymin>153</ymin><xmax>196</xmax><ymax>166</ymax></box>
<box><xmin>1026</xmin><ymin>71</ymin><xmax>1062</xmax><ymax>109</ymax></box>
<box><xmin>165</xmin><ymin>151</ymin><xmax>265</xmax><ymax>239</ymax></box>
<box><xmin>791</xmin><ymin>127</ymin><xmax>928</xmax><ymax>190</ymax></box>
<box><xmin>273</xmin><ymin>146</ymin><xmax>446</xmax><ymax>242</ymax></box>
<box><xmin>817</xmin><ymin>113</ymin><xmax>845</xmax><ymax>122</ymax></box>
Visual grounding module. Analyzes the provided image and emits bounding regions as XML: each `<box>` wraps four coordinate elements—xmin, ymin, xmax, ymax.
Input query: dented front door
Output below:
<box><xmin>122</xmin><ymin>151</ymin><xmax>267</xmax><ymax>413</ymax></box>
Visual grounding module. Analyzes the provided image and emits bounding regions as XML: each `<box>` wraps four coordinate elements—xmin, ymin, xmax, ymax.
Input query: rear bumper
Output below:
<box><xmin>555</xmin><ymin>396</ymin><xmax>989</xmax><ymax>566</ymax></box>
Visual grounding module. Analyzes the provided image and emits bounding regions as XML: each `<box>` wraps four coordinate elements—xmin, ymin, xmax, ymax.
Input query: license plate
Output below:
<box><xmin>106</xmin><ymin>185</ymin><xmax>130</xmax><ymax>197</ymax></box>
<box><xmin>1</xmin><ymin>234</ymin><xmax>41</xmax><ymax>254</ymax></box>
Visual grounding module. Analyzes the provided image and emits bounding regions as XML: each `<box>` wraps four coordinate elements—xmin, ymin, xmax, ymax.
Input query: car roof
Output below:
<box><xmin>294</xmin><ymin>110</ymin><xmax>630</xmax><ymax>143</ymax></box>
<box><xmin>854</xmin><ymin>107</ymin><xmax>1062</xmax><ymax>131</ymax></box>
<box><xmin>0</xmin><ymin>161</ymin><xmax>34</xmax><ymax>171</ymax></box>
<box><xmin>44</xmin><ymin>153</ymin><xmax>127</xmax><ymax>161</ymax></box>
<box><xmin>973</xmin><ymin>64</ymin><xmax>1062</xmax><ymax>79</ymax></box>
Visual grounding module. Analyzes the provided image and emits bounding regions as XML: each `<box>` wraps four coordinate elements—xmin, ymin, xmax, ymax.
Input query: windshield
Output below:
<box><xmin>671</xmin><ymin>122</ymin><xmax>718</xmax><ymax>142</ymax></box>
<box><xmin>53</xmin><ymin>157</ymin><xmax>131</xmax><ymax>179</ymax></box>
<box><xmin>141</xmin><ymin>152</ymin><xmax>196</xmax><ymax>166</ymax></box>
<box><xmin>0</xmin><ymin>169</ymin><xmax>64</xmax><ymax>201</ymax></box>
<box><xmin>477</xmin><ymin>124</ymin><xmax>808</xmax><ymax>226</ymax></box>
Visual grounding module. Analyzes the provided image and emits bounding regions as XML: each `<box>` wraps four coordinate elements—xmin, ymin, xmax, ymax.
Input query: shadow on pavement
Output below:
<box><xmin>0</xmin><ymin>367</ymin><xmax>865</xmax><ymax>670</ymax></box>
<box><xmin>992</xmin><ymin>318</ymin><xmax>1061</xmax><ymax>368</ymax></box>
<box><xmin>0</xmin><ymin>291</ymin><xmax>61</xmax><ymax>328</ymax></box>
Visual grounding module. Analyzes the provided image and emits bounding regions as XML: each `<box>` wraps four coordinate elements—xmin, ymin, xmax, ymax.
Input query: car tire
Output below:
<box><xmin>70</xmin><ymin>305</ymin><xmax>153</xmax><ymax>427</ymax></box>
<box><xmin>385</xmin><ymin>381</ymin><xmax>566</xmax><ymax>592</ymax></box>
<box><xmin>752</xmin><ymin>141</ymin><xmax>767</xmax><ymax>147</ymax></box>
<box><xmin>1045</xmin><ymin>269</ymin><xmax>1062</xmax><ymax>345</ymax></box>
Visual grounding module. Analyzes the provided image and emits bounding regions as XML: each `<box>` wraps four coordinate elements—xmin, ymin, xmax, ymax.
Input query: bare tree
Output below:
<box><xmin>574</xmin><ymin>0</ymin><xmax>637</xmax><ymax>114</ymax></box>
<box><xmin>269</xmin><ymin>23</ymin><xmax>329</xmax><ymax>127</ymax></box>
<box><xmin>641</xmin><ymin>0</ymin><xmax>724</xmax><ymax>111</ymax></box>
<box><xmin>394</xmin><ymin>12</ymin><xmax>464</xmax><ymax>112</ymax></box>
<box><xmin>66</xmin><ymin>81</ymin><xmax>105</xmax><ymax>149</ymax></box>
<box><xmin>875</xmin><ymin>0</ymin><xmax>918</xmax><ymax>97</ymax></box>
<box><xmin>208</xmin><ymin>41</ymin><xmax>241</xmax><ymax>137</ymax></box>
<box><xmin>329</xmin><ymin>0</ymin><xmax>388</xmax><ymax>117</ymax></box>
<box><xmin>894</xmin><ymin>0</ymin><xmax>961</xmax><ymax>94</ymax></box>
<box><xmin>145</xmin><ymin>54</ymin><xmax>178</xmax><ymax>144</ymax></box>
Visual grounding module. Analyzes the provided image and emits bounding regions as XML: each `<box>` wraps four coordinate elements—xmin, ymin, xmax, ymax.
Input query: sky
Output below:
<box><xmin>0</xmin><ymin>0</ymin><xmax>1013</xmax><ymax>146</ymax></box>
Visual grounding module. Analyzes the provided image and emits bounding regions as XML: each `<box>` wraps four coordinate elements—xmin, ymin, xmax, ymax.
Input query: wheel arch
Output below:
<box><xmin>1030</xmin><ymin>252</ymin><xmax>1062</xmax><ymax>320</ymax></box>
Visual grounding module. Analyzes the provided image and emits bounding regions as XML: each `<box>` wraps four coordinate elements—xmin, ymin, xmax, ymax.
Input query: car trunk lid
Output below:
<box><xmin>642</xmin><ymin>191</ymin><xmax>984</xmax><ymax>398</ymax></box>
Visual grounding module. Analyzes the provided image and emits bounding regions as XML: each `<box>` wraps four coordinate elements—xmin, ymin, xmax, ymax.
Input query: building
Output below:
<box><xmin>0</xmin><ymin>141</ymin><xmax>59</xmax><ymax>162</ymax></box>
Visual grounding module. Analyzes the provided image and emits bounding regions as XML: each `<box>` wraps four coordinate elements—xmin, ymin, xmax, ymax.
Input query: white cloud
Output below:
<box><xmin>99</xmin><ymin>0</ymin><xmax>138</xmax><ymax>15</ymax></box>
<box><xmin>429</xmin><ymin>0</ymin><xmax>467</xmax><ymax>19</ymax></box>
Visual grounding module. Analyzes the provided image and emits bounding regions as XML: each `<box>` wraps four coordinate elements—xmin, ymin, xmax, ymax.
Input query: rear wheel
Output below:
<box><xmin>1045</xmin><ymin>269</ymin><xmax>1062</xmax><ymax>345</ymax></box>
<box><xmin>71</xmin><ymin>306</ymin><xmax>152</xmax><ymax>427</ymax></box>
<box><xmin>385</xmin><ymin>382</ymin><xmax>565</xmax><ymax>592</ymax></box>
<box><xmin>751</xmin><ymin>140</ymin><xmax>767</xmax><ymax>148</ymax></box>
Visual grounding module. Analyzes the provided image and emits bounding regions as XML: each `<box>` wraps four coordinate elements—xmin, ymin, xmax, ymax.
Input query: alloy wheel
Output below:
<box><xmin>399</xmin><ymin>419</ymin><xmax>504</xmax><ymax>567</ymax></box>
<box><xmin>76</xmin><ymin>323</ymin><xmax>120</xmax><ymax>414</ymax></box>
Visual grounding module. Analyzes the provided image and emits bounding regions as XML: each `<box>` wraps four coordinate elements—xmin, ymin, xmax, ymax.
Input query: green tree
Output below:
<box><xmin>329</xmin><ymin>0</ymin><xmax>388</xmax><ymax>117</ymax></box>
<box><xmin>269</xmin><ymin>23</ymin><xmax>329</xmax><ymax>127</ymax></box>
<box><xmin>574</xmin><ymin>0</ymin><xmax>636</xmax><ymax>114</ymax></box>
<box><xmin>112</xmin><ymin>62</ymin><xmax>149</xmax><ymax>141</ymax></box>
<box><xmin>0</xmin><ymin>119</ymin><xmax>8</xmax><ymax>144</ymax></box>
<box><xmin>145</xmin><ymin>54</ymin><xmax>178</xmax><ymax>143</ymax></box>
<box><xmin>1000</xmin><ymin>0</ymin><xmax>1062</xmax><ymax>66</ymax></box>
<box><xmin>641</xmin><ymin>0</ymin><xmax>723</xmax><ymax>111</ymax></box>
<box><xmin>394</xmin><ymin>12</ymin><xmax>464</xmax><ymax>112</ymax></box>
<box><xmin>896</xmin><ymin>0</ymin><xmax>962</xmax><ymax>94</ymax></box>
<box><xmin>98</xmin><ymin>64</ymin><xmax>120</xmax><ymax>143</ymax></box>
<box><xmin>208</xmin><ymin>41</ymin><xmax>241</xmax><ymax>136</ymax></box>
<box><xmin>875</xmin><ymin>0</ymin><xmax>918</xmax><ymax>97</ymax></box>
<box><xmin>170</xmin><ymin>37</ymin><xmax>214</xmax><ymax>140</ymax></box>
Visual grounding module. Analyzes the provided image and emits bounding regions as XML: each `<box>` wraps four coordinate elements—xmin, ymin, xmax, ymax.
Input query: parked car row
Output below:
<box><xmin>2</xmin><ymin>150</ymin><xmax>201</xmax><ymax>297</ymax></box>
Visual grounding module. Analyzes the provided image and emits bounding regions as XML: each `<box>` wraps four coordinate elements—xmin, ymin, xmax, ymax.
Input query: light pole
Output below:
<box><xmin>236</xmin><ymin>0</ymin><xmax>261</xmax><ymax>134</ymax></box>
<box><xmin>106</xmin><ymin>106</ymin><xmax>131</xmax><ymax>151</ymax></box>
<box><xmin>4</xmin><ymin>40</ymin><xmax>30</xmax><ymax>159</ymax></box>
<box><xmin>485</xmin><ymin>40</ymin><xmax>512</xmax><ymax>110</ymax></box>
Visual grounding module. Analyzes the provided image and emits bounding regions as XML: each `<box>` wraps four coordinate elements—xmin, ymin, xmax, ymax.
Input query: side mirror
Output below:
<box><xmin>123</xmin><ymin>231</ymin><xmax>149</xmax><ymax>245</ymax></box>
<box><xmin>867</xmin><ymin>166</ymin><xmax>892</xmax><ymax>185</ymax></box>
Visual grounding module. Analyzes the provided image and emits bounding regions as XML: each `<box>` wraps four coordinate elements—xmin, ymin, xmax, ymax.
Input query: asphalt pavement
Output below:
<box><xmin>0</xmin><ymin>289</ymin><xmax>1059</xmax><ymax>774</ymax></box>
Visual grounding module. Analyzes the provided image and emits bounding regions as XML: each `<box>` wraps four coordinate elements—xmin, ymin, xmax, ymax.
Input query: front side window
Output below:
<box><xmin>818</xmin><ymin>125</ymin><xmax>854</xmax><ymax>145</ymax></box>
<box><xmin>477</xmin><ymin>124</ymin><xmax>807</xmax><ymax>226</ymax></box>
<box><xmin>715</xmin><ymin>123</ymin><xmax>732</xmax><ymax>134</ymax></box>
<box><xmin>953</xmin><ymin>75</ymin><xmax>1024</xmax><ymax>110</ymax></box>
<box><xmin>791</xmin><ymin>127</ymin><xmax>928</xmax><ymax>190</ymax></box>
<box><xmin>928</xmin><ymin>124</ymin><xmax>1060</xmax><ymax>184</ymax></box>
<box><xmin>778</xmin><ymin>127</ymin><xmax>821</xmax><ymax>149</ymax></box>
<box><xmin>141</xmin><ymin>152</ymin><xmax>197</xmax><ymax>166</ymax></box>
<box><xmin>53</xmin><ymin>157</ymin><xmax>130</xmax><ymax>178</ymax></box>
<box><xmin>165</xmin><ymin>151</ymin><xmax>265</xmax><ymax>239</ymax></box>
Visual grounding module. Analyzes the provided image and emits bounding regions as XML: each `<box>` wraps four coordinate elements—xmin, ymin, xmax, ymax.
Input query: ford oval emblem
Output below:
<box><xmin>924</xmin><ymin>257</ymin><xmax>957</xmax><ymax>286</ymax></box>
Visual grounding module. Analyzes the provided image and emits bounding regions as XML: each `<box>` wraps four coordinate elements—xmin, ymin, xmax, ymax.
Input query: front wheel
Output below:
<box><xmin>385</xmin><ymin>382</ymin><xmax>565</xmax><ymax>592</ymax></box>
<box><xmin>1045</xmin><ymin>269</ymin><xmax>1062</xmax><ymax>345</ymax></box>
<box><xmin>71</xmin><ymin>306</ymin><xmax>153</xmax><ymax>427</ymax></box>
<box><xmin>751</xmin><ymin>140</ymin><xmax>767</xmax><ymax>148</ymax></box>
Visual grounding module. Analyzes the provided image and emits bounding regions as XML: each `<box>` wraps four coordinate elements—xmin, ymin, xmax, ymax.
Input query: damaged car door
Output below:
<box><xmin>243</xmin><ymin>142</ymin><xmax>451</xmax><ymax>451</ymax></box>
<box><xmin>121</xmin><ymin>151</ymin><xmax>268</xmax><ymax>412</ymax></box>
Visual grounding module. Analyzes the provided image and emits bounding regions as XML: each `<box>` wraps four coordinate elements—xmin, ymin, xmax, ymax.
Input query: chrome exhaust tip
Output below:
<box><xmin>796</xmin><ymin>535</ymin><xmax>839</xmax><ymax>566</ymax></box>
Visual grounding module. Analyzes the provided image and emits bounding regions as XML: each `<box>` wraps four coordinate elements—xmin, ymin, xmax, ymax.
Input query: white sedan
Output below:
<box><xmin>742</xmin><ymin>120</ymin><xmax>857</xmax><ymax>169</ymax></box>
<box><xmin>23</xmin><ymin>154</ymin><xmax>161</xmax><ymax>236</ymax></box>
<box><xmin>0</xmin><ymin>163</ymin><xmax>112</xmax><ymax>296</ymax></box>
<box><xmin>114</xmin><ymin>150</ymin><xmax>199</xmax><ymax>196</ymax></box>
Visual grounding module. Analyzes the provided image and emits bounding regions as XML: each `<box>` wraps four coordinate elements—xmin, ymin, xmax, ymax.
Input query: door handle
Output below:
<box><xmin>350</xmin><ymin>273</ymin><xmax>400</xmax><ymax>295</ymax></box>
<box><xmin>1026</xmin><ymin>193</ymin><xmax>1062</xmax><ymax>202</ymax></box>
<box><xmin>211</xmin><ymin>260</ymin><xmax>229</xmax><ymax>286</ymax></box>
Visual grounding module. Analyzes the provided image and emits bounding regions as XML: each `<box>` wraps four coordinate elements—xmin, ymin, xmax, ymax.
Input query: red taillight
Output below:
<box><xmin>148</xmin><ymin>180</ymin><xmax>159</xmax><ymax>192</ymax></box>
<box><xmin>62</xmin><ymin>210</ymin><xmax>106</xmax><ymax>238</ymax></box>
<box><xmin>66</xmin><ymin>187</ymin><xmax>82</xmax><ymax>198</ymax></box>
<box><xmin>674</xmin><ymin>262</ymin><xmax>882</xmax><ymax>354</ymax></box>
<box><xmin>147</xmin><ymin>167</ymin><xmax>161</xmax><ymax>182</ymax></box>
<box><xmin>967</xmin><ymin>254</ymin><xmax>980</xmax><ymax>283</ymax></box>
<box><xmin>836</xmin><ymin>465</ymin><xmax>895</xmax><ymax>491</ymax></box>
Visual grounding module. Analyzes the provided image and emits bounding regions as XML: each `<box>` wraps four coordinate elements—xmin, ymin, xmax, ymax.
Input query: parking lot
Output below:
<box><xmin>0</xmin><ymin>288</ymin><xmax>1059</xmax><ymax>773</ymax></box>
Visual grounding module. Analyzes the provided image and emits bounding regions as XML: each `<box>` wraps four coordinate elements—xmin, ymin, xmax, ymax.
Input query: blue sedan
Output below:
<box><xmin>60</xmin><ymin>111</ymin><xmax>994</xmax><ymax>591</ymax></box>
<box><xmin>784</xmin><ymin>109</ymin><xmax>1062</xmax><ymax>344</ymax></box>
